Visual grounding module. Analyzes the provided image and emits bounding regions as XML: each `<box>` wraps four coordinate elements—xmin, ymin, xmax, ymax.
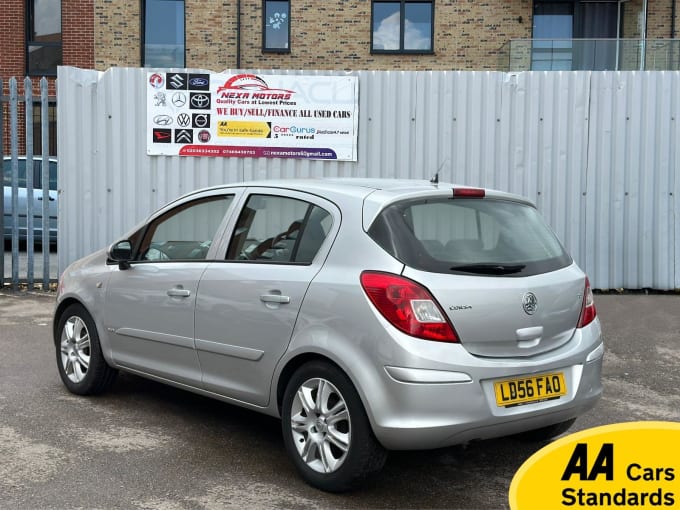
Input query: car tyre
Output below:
<box><xmin>514</xmin><ymin>418</ymin><xmax>577</xmax><ymax>442</ymax></box>
<box><xmin>55</xmin><ymin>303</ymin><xmax>117</xmax><ymax>395</ymax></box>
<box><xmin>281</xmin><ymin>361</ymin><xmax>387</xmax><ymax>492</ymax></box>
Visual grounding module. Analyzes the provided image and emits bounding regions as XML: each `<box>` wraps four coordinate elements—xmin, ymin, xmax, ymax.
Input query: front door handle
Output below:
<box><xmin>167</xmin><ymin>288</ymin><xmax>191</xmax><ymax>298</ymax></box>
<box><xmin>260</xmin><ymin>293</ymin><xmax>290</xmax><ymax>304</ymax></box>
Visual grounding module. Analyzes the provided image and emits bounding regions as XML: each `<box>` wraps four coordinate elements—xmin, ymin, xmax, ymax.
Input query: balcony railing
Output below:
<box><xmin>499</xmin><ymin>39</ymin><xmax>680</xmax><ymax>71</ymax></box>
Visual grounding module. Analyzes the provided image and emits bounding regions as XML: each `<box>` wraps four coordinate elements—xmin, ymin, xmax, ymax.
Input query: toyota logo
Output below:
<box><xmin>153</xmin><ymin>115</ymin><xmax>173</xmax><ymax>126</ymax></box>
<box><xmin>190</xmin><ymin>94</ymin><xmax>210</xmax><ymax>109</ymax></box>
<box><xmin>522</xmin><ymin>292</ymin><xmax>538</xmax><ymax>315</ymax></box>
<box><xmin>172</xmin><ymin>92</ymin><xmax>187</xmax><ymax>107</ymax></box>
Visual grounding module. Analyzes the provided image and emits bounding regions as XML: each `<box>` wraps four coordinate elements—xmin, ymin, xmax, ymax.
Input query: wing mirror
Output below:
<box><xmin>108</xmin><ymin>240</ymin><xmax>133</xmax><ymax>270</ymax></box>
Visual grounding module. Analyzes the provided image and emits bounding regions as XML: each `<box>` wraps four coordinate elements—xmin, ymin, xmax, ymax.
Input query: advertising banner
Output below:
<box><xmin>146</xmin><ymin>72</ymin><xmax>358</xmax><ymax>161</ymax></box>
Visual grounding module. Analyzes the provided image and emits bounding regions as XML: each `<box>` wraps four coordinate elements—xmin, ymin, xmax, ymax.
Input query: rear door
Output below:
<box><xmin>373</xmin><ymin>196</ymin><xmax>585</xmax><ymax>358</ymax></box>
<box><xmin>195</xmin><ymin>189</ymin><xmax>338</xmax><ymax>406</ymax></box>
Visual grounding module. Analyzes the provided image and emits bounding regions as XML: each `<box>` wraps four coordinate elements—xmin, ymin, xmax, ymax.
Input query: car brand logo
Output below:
<box><xmin>167</xmin><ymin>73</ymin><xmax>187</xmax><ymax>90</ymax></box>
<box><xmin>188</xmin><ymin>74</ymin><xmax>210</xmax><ymax>90</ymax></box>
<box><xmin>192</xmin><ymin>113</ymin><xmax>210</xmax><ymax>128</ymax></box>
<box><xmin>172</xmin><ymin>92</ymin><xmax>187</xmax><ymax>108</ymax></box>
<box><xmin>198</xmin><ymin>130</ymin><xmax>211</xmax><ymax>143</ymax></box>
<box><xmin>152</xmin><ymin>128</ymin><xmax>172</xmax><ymax>143</ymax></box>
<box><xmin>177</xmin><ymin>113</ymin><xmax>191</xmax><ymax>127</ymax></box>
<box><xmin>153</xmin><ymin>92</ymin><xmax>167</xmax><ymax>107</ymax></box>
<box><xmin>190</xmin><ymin>93</ymin><xmax>211</xmax><ymax>109</ymax></box>
<box><xmin>149</xmin><ymin>73</ymin><xmax>164</xmax><ymax>88</ymax></box>
<box><xmin>153</xmin><ymin>115</ymin><xmax>173</xmax><ymax>126</ymax></box>
<box><xmin>522</xmin><ymin>292</ymin><xmax>538</xmax><ymax>315</ymax></box>
<box><xmin>175</xmin><ymin>129</ymin><xmax>193</xmax><ymax>144</ymax></box>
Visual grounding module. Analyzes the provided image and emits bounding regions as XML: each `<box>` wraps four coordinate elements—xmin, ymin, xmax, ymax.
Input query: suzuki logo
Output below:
<box><xmin>168</xmin><ymin>73</ymin><xmax>186</xmax><ymax>89</ymax></box>
<box><xmin>177</xmin><ymin>114</ymin><xmax>191</xmax><ymax>127</ymax></box>
<box><xmin>522</xmin><ymin>292</ymin><xmax>538</xmax><ymax>315</ymax></box>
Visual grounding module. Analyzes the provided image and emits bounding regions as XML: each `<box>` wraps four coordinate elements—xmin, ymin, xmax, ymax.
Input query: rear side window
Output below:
<box><xmin>368</xmin><ymin>198</ymin><xmax>571</xmax><ymax>277</ymax></box>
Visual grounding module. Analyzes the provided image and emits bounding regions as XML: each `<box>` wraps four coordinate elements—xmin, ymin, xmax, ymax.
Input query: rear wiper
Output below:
<box><xmin>449</xmin><ymin>263</ymin><xmax>526</xmax><ymax>275</ymax></box>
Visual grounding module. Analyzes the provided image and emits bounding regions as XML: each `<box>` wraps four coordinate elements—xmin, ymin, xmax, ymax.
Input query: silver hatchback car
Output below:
<box><xmin>54</xmin><ymin>179</ymin><xmax>603</xmax><ymax>491</ymax></box>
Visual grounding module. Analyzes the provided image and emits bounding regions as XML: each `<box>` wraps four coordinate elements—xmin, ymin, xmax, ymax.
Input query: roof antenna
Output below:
<box><xmin>430</xmin><ymin>159</ymin><xmax>448</xmax><ymax>186</ymax></box>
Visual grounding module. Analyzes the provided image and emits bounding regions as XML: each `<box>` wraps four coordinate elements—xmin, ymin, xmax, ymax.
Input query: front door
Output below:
<box><xmin>105</xmin><ymin>193</ymin><xmax>235</xmax><ymax>386</ymax></box>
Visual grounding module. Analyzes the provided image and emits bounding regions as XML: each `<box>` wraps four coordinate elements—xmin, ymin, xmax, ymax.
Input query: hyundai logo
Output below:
<box><xmin>153</xmin><ymin>115</ymin><xmax>173</xmax><ymax>126</ymax></box>
<box><xmin>190</xmin><ymin>93</ymin><xmax>210</xmax><ymax>109</ymax></box>
<box><xmin>522</xmin><ymin>292</ymin><xmax>538</xmax><ymax>315</ymax></box>
<box><xmin>189</xmin><ymin>77</ymin><xmax>209</xmax><ymax>87</ymax></box>
<box><xmin>172</xmin><ymin>92</ymin><xmax>187</xmax><ymax>107</ymax></box>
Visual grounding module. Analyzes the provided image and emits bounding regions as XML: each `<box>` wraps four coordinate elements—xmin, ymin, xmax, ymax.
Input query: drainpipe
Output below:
<box><xmin>236</xmin><ymin>0</ymin><xmax>241</xmax><ymax>69</ymax></box>
<box><xmin>672</xmin><ymin>0</ymin><xmax>676</xmax><ymax>38</ymax></box>
<box><xmin>640</xmin><ymin>0</ymin><xmax>648</xmax><ymax>70</ymax></box>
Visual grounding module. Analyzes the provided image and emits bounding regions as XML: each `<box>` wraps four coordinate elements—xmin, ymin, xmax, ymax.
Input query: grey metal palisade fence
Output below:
<box><xmin>1</xmin><ymin>77</ymin><xmax>55</xmax><ymax>290</ymax></box>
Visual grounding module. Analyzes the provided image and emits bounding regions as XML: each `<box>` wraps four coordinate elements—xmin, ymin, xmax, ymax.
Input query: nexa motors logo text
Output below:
<box><xmin>216</xmin><ymin>73</ymin><xmax>295</xmax><ymax>102</ymax></box>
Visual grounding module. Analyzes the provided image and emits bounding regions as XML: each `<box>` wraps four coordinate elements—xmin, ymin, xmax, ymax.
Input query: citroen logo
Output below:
<box><xmin>522</xmin><ymin>292</ymin><xmax>538</xmax><ymax>315</ymax></box>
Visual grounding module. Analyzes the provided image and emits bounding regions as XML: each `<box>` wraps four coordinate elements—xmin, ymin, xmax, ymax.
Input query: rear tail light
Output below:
<box><xmin>577</xmin><ymin>276</ymin><xmax>597</xmax><ymax>328</ymax></box>
<box><xmin>360</xmin><ymin>271</ymin><xmax>459</xmax><ymax>342</ymax></box>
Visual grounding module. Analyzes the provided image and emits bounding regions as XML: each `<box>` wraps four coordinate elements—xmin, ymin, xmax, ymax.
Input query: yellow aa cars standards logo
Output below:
<box><xmin>509</xmin><ymin>422</ymin><xmax>680</xmax><ymax>509</ymax></box>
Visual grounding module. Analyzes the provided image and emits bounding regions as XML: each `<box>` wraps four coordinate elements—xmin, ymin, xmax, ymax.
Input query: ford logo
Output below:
<box><xmin>522</xmin><ymin>292</ymin><xmax>538</xmax><ymax>315</ymax></box>
<box><xmin>189</xmin><ymin>77</ymin><xmax>209</xmax><ymax>87</ymax></box>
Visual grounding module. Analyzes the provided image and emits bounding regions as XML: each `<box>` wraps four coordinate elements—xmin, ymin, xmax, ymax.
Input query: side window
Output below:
<box><xmin>226</xmin><ymin>194</ymin><xmax>331</xmax><ymax>264</ymax></box>
<box><xmin>138</xmin><ymin>195</ymin><xmax>233</xmax><ymax>261</ymax></box>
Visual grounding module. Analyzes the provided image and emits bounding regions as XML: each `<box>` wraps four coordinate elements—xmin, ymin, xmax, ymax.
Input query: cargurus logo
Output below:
<box><xmin>273</xmin><ymin>125</ymin><xmax>316</xmax><ymax>134</ymax></box>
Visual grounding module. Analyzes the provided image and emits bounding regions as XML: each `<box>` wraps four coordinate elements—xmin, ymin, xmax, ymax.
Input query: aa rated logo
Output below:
<box><xmin>152</xmin><ymin>128</ymin><xmax>172</xmax><ymax>143</ymax></box>
<box><xmin>175</xmin><ymin>129</ymin><xmax>193</xmax><ymax>144</ymax></box>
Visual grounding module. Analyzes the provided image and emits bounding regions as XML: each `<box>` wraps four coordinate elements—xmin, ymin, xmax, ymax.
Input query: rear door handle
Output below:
<box><xmin>260</xmin><ymin>294</ymin><xmax>290</xmax><ymax>304</ymax></box>
<box><xmin>167</xmin><ymin>288</ymin><xmax>191</xmax><ymax>298</ymax></box>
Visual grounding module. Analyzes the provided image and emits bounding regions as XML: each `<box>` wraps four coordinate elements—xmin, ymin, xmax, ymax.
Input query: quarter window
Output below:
<box><xmin>226</xmin><ymin>195</ymin><xmax>331</xmax><ymax>264</ymax></box>
<box><xmin>137</xmin><ymin>195</ymin><xmax>233</xmax><ymax>261</ymax></box>
<box><xmin>143</xmin><ymin>0</ymin><xmax>185</xmax><ymax>67</ymax></box>
<box><xmin>263</xmin><ymin>0</ymin><xmax>290</xmax><ymax>52</ymax></box>
<box><xmin>371</xmin><ymin>0</ymin><xmax>433</xmax><ymax>53</ymax></box>
<box><xmin>26</xmin><ymin>0</ymin><xmax>62</xmax><ymax>76</ymax></box>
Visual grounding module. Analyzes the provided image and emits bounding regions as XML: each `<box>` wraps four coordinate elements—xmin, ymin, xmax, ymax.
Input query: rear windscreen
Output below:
<box><xmin>368</xmin><ymin>198</ymin><xmax>571</xmax><ymax>277</ymax></box>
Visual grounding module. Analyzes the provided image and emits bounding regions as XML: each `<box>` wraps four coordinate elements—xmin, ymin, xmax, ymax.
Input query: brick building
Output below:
<box><xmin>2</xmin><ymin>0</ymin><xmax>679</xmax><ymax>155</ymax></box>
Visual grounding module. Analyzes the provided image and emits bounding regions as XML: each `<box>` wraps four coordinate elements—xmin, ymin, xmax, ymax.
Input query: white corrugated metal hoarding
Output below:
<box><xmin>57</xmin><ymin>67</ymin><xmax>680</xmax><ymax>289</ymax></box>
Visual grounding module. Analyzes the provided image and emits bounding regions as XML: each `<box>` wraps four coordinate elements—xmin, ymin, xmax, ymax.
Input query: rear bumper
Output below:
<box><xmin>365</xmin><ymin>323</ymin><xmax>604</xmax><ymax>450</ymax></box>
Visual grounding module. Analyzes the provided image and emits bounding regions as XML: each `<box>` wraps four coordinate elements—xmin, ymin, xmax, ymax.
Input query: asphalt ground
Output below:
<box><xmin>0</xmin><ymin>291</ymin><xmax>678</xmax><ymax>509</ymax></box>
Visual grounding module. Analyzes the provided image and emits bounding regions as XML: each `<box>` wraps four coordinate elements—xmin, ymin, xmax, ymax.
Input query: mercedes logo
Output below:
<box><xmin>153</xmin><ymin>115</ymin><xmax>173</xmax><ymax>126</ymax></box>
<box><xmin>190</xmin><ymin>93</ymin><xmax>210</xmax><ymax>109</ymax></box>
<box><xmin>522</xmin><ymin>292</ymin><xmax>538</xmax><ymax>315</ymax></box>
<box><xmin>177</xmin><ymin>113</ymin><xmax>191</xmax><ymax>127</ymax></box>
<box><xmin>172</xmin><ymin>92</ymin><xmax>187</xmax><ymax>107</ymax></box>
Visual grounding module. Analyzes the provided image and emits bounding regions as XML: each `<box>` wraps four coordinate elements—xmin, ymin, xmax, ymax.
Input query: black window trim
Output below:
<box><xmin>370</xmin><ymin>0</ymin><xmax>435</xmax><ymax>55</ymax></box>
<box><xmin>26</xmin><ymin>0</ymin><xmax>63</xmax><ymax>77</ymax></box>
<box><xmin>262</xmin><ymin>0</ymin><xmax>291</xmax><ymax>53</ymax></box>
<box><xmin>141</xmin><ymin>0</ymin><xmax>187</xmax><ymax>68</ymax></box>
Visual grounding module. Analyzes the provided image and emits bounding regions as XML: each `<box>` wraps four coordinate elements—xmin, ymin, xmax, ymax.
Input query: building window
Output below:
<box><xmin>143</xmin><ymin>0</ymin><xmax>185</xmax><ymax>67</ymax></box>
<box><xmin>26</xmin><ymin>0</ymin><xmax>62</xmax><ymax>76</ymax></box>
<box><xmin>371</xmin><ymin>0</ymin><xmax>433</xmax><ymax>53</ymax></box>
<box><xmin>263</xmin><ymin>1</ymin><xmax>290</xmax><ymax>52</ymax></box>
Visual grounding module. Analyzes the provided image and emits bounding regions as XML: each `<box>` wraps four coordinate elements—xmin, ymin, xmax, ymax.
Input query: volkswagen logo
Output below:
<box><xmin>522</xmin><ymin>292</ymin><xmax>538</xmax><ymax>315</ymax></box>
<box><xmin>153</xmin><ymin>114</ymin><xmax>173</xmax><ymax>126</ymax></box>
<box><xmin>190</xmin><ymin>93</ymin><xmax>210</xmax><ymax>109</ymax></box>
<box><xmin>177</xmin><ymin>113</ymin><xmax>191</xmax><ymax>127</ymax></box>
<box><xmin>172</xmin><ymin>92</ymin><xmax>187</xmax><ymax>108</ymax></box>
